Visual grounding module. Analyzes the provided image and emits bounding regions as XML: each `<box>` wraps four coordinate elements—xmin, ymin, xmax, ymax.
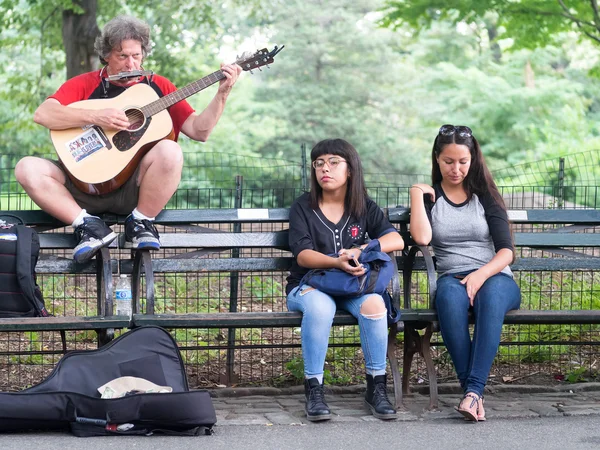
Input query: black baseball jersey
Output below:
<box><xmin>286</xmin><ymin>192</ymin><xmax>397</xmax><ymax>294</ymax></box>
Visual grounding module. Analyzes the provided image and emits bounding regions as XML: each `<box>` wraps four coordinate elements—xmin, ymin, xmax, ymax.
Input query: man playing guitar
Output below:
<box><xmin>15</xmin><ymin>15</ymin><xmax>241</xmax><ymax>263</ymax></box>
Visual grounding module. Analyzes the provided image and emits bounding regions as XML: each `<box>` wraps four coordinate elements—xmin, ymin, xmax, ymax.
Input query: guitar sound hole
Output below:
<box><xmin>113</xmin><ymin>116</ymin><xmax>152</xmax><ymax>151</ymax></box>
<box><xmin>125</xmin><ymin>108</ymin><xmax>146</xmax><ymax>131</ymax></box>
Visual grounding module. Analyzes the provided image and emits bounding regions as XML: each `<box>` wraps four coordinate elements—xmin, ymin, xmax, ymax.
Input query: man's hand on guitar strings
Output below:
<box><xmin>91</xmin><ymin>108</ymin><xmax>131</xmax><ymax>131</ymax></box>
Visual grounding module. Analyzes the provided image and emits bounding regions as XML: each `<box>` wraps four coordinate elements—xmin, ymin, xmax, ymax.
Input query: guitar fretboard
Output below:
<box><xmin>140</xmin><ymin>70</ymin><xmax>226</xmax><ymax>117</ymax></box>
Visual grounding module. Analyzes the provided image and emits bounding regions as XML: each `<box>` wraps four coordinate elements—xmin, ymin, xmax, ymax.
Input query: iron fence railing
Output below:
<box><xmin>1</xmin><ymin>150</ymin><xmax>600</xmax><ymax>390</ymax></box>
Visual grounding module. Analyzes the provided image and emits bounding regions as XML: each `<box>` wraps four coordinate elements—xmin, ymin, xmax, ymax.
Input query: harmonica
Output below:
<box><xmin>106</xmin><ymin>70</ymin><xmax>154</xmax><ymax>81</ymax></box>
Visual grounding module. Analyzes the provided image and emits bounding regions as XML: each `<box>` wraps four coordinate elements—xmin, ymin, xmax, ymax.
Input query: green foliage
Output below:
<box><xmin>152</xmin><ymin>274</ymin><xmax>224</xmax><ymax>314</ymax></box>
<box><xmin>380</xmin><ymin>0</ymin><xmax>600</xmax><ymax>51</ymax></box>
<box><xmin>251</xmin><ymin>0</ymin><xmax>426</xmax><ymax>175</ymax></box>
<box><xmin>243</xmin><ymin>275</ymin><xmax>284</xmax><ymax>302</ymax></box>
<box><xmin>285</xmin><ymin>356</ymin><xmax>304</xmax><ymax>381</ymax></box>
<box><xmin>565</xmin><ymin>365</ymin><xmax>589</xmax><ymax>383</ymax></box>
<box><xmin>284</xmin><ymin>326</ymin><xmax>361</xmax><ymax>385</ymax></box>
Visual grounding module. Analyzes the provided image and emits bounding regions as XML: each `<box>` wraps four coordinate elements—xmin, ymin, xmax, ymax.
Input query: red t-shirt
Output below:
<box><xmin>49</xmin><ymin>69</ymin><xmax>195</xmax><ymax>140</ymax></box>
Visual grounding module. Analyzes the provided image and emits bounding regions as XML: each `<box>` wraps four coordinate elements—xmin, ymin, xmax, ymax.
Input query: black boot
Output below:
<box><xmin>365</xmin><ymin>374</ymin><xmax>397</xmax><ymax>420</ymax></box>
<box><xmin>304</xmin><ymin>378</ymin><xmax>331</xmax><ymax>421</ymax></box>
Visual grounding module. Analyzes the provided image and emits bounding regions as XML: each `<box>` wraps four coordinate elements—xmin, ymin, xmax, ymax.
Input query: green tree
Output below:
<box><xmin>373</xmin><ymin>18</ymin><xmax>600</xmax><ymax>169</ymax></box>
<box><xmin>250</xmin><ymin>0</ymin><xmax>427</xmax><ymax>178</ymax></box>
<box><xmin>380</xmin><ymin>1</ymin><xmax>600</xmax><ymax>50</ymax></box>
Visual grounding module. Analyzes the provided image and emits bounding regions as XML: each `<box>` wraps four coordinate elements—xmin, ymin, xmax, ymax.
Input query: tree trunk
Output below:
<box><xmin>485</xmin><ymin>21</ymin><xmax>502</xmax><ymax>63</ymax></box>
<box><xmin>62</xmin><ymin>0</ymin><xmax>100</xmax><ymax>79</ymax></box>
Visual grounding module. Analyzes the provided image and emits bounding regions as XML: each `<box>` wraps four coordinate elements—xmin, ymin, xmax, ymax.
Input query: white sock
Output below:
<box><xmin>72</xmin><ymin>209</ymin><xmax>92</xmax><ymax>228</ymax></box>
<box><xmin>132</xmin><ymin>207</ymin><xmax>155</xmax><ymax>221</ymax></box>
<box><xmin>307</xmin><ymin>374</ymin><xmax>323</xmax><ymax>384</ymax></box>
<box><xmin>369</xmin><ymin>370</ymin><xmax>386</xmax><ymax>377</ymax></box>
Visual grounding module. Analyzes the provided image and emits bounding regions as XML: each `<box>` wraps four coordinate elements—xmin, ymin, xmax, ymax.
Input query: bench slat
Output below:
<box><xmin>404</xmin><ymin>309</ymin><xmax>600</xmax><ymax>324</ymax></box>
<box><xmin>36</xmin><ymin>258</ymin><xmax>119</xmax><ymax>274</ymax></box>
<box><xmin>38</xmin><ymin>233</ymin><xmax>118</xmax><ymax>249</ymax></box>
<box><xmin>131</xmin><ymin>311</ymin><xmax>420</xmax><ymax>328</ymax></box>
<box><xmin>507</xmin><ymin>209</ymin><xmax>600</xmax><ymax>224</ymax></box>
<box><xmin>511</xmin><ymin>257</ymin><xmax>600</xmax><ymax>271</ymax></box>
<box><xmin>2</xmin><ymin>210</ymin><xmax>63</xmax><ymax>227</ymax></box>
<box><xmin>38</xmin><ymin>233</ymin><xmax>77</xmax><ymax>248</ymax></box>
<box><xmin>153</xmin><ymin>208</ymin><xmax>291</xmax><ymax>224</ymax></box>
<box><xmin>132</xmin><ymin>309</ymin><xmax>600</xmax><ymax>330</ymax></box>
<box><xmin>514</xmin><ymin>232</ymin><xmax>600</xmax><ymax>248</ymax></box>
<box><xmin>133</xmin><ymin>312</ymin><xmax>356</xmax><ymax>328</ymax></box>
<box><xmin>122</xmin><ymin>255</ymin><xmax>600</xmax><ymax>275</ymax></box>
<box><xmin>123</xmin><ymin>232</ymin><xmax>290</xmax><ymax>249</ymax></box>
<box><xmin>121</xmin><ymin>257</ymin><xmax>294</xmax><ymax>273</ymax></box>
<box><xmin>0</xmin><ymin>316</ymin><xmax>129</xmax><ymax>331</ymax></box>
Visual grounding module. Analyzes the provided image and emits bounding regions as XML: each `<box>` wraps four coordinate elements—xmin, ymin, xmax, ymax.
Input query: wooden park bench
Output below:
<box><xmin>5</xmin><ymin>206</ymin><xmax>600</xmax><ymax>411</ymax></box>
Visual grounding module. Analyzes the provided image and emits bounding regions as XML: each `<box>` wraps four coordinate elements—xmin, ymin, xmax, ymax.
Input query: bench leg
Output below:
<box><xmin>132</xmin><ymin>250</ymin><xmax>155</xmax><ymax>315</ymax></box>
<box><xmin>402</xmin><ymin>327</ymin><xmax>419</xmax><ymax>396</ymax></box>
<box><xmin>402</xmin><ymin>325</ymin><xmax>439</xmax><ymax>410</ymax></box>
<box><xmin>422</xmin><ymin>324</ymin><xmax>438</xmax><ymax>410</ymax></box>
<box><xmin>97</xmin><ymin>328</ymin><xmax>114</xmax><ymax>347</ymax></box>
<box><xmin>96</xmin><ymin>247</ymin><xmax>113</xmax><ymax>316</ymax></box>
<box><xmin>387</xmin><ymin>325</ymin><xmax>404</xmax><ymax>410</ymax></box>
<box><xmin>96</xmin><ymin>248</ymin><xmax>115</xmax><ymax>348</ymax></box>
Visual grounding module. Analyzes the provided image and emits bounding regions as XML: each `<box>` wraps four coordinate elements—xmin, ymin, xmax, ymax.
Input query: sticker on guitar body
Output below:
<box><xmin>66</xmin><ymin>128</ymin><xmax>107</xmax><ymax>162</ymax></box>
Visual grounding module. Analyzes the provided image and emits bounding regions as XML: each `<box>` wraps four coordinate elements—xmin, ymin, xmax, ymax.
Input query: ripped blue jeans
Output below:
<box><xmin>287</xmin><ymin>284</ymin><xmax>389</xmax><ymax>379</ymax></box>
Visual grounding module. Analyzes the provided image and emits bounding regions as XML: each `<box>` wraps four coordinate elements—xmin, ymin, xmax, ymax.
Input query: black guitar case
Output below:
<box><xmin>0</xmin><ymin>326</ymin><xmax>216</xmax><ymax>436</ymax></box>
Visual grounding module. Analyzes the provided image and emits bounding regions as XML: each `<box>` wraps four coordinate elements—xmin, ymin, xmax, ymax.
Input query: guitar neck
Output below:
<box><xmin>141</xmin><ymin>70</ymin><xmax>226</xmax><ymax>117</ymax></box>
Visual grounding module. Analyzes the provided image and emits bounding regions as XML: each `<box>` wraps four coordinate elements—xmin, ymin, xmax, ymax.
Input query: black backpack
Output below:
<box><xmin>0</xmin><ymin>219</ymin><xmax>49</xmax><ymax>318</ymax></box>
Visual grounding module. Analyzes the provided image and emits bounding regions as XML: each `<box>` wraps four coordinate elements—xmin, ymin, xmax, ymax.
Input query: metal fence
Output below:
<box><xmin>1</xmin><ymin>149</ymin><xmax>600</xmax><ymax>391</ymax></box>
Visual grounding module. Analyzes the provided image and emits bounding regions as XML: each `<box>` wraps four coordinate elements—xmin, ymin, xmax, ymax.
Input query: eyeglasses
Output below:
<box><xmin>439</xmin><ymin>124</ymin><xmax>473</xmax><ymax>138</ymax></box>
<box><xmin>312</xmin><ymin>157</ymin><xmax>347</xmax><ymax>170</ymax></box>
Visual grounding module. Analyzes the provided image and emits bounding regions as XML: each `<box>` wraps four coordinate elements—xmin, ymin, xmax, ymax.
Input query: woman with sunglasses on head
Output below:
<box><xmin>409</xmin><ymin>125</ymin><xmax>521</xmax><ymax>422</ymax></box>
<box><xmin>286</xmin><ymin>138</ymin><xmax>404</xmax><ymax>422</ymax></box>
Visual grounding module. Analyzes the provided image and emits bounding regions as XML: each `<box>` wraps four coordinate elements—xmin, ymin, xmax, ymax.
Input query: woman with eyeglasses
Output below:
<box><xmin>409</xmin><ymin>125</ymin><xmax>521</xmax><ymax>422</ymax></box>
<box><xmin>286</xmin><ymin>138</ymin><xmax>404</xmax><ymax>421</ymax></box>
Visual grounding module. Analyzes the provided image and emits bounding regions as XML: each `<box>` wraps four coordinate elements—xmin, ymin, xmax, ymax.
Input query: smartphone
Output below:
<box><xmin>349</xmin><ymin>257</ymin><xmax>361</xmax><ymax>268</ymax></box>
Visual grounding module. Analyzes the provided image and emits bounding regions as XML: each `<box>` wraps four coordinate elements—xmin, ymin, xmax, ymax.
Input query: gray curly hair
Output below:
<box><xmin>94</xmin><ymin>15</ymin><xmax>151</xmax><ymax>64</ymax></box>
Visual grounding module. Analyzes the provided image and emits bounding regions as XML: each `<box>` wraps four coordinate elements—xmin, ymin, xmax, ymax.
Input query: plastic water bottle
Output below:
<box><xmin>115</xmin><ymin>274</ymin><xmax>132</xmax><ymax>317</ymax></box>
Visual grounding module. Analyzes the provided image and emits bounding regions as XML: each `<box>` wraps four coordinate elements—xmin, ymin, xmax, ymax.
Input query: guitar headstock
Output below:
<box><xmin>236</xmin><ymin>46</ymin><xmax>284</xmax><ymax>73</ymax></box>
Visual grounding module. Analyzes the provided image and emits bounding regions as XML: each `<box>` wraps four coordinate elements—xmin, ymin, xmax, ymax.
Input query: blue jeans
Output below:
<box><xmin>435</xmin><ymin>272</ymin><xmax>521</xmax><ymax>397</ymax></box>
<box><xmin>287</xmin><ymin>285</ymin><xmax>389</xmax><ymax>379</ymax></box>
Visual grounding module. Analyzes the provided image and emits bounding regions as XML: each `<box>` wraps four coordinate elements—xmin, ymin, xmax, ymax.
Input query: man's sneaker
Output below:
<box><xmin>125</xmin><ymin>215</ymin><xmax>161</xmax><ymax>250</ymax></box>
<box><xmin>72</xmin><ymin>217</ymin><xmax>117</xmax><ymax>263</ymax></box>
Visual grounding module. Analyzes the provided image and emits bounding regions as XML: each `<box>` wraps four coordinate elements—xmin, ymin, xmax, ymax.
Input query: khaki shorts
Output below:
<box><xmin>49</xmin><ymin>159</ymin><xmax>140</xmax><ymax>215</ymax></box>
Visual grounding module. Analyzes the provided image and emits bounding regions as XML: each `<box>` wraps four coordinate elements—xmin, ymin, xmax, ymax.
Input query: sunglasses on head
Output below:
<box><xmin>438</xmin><ymin>124</ymin><xmax>473</xmax><ymax>138</ymax></box>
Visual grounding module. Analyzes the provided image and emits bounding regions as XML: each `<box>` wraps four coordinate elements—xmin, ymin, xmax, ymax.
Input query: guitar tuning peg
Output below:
<box><xmin>249</xmin><ymin>69</ymin><xmax>254</xmax><ymax>74</ymax></box>
<box><xmin>266</xmin><ymin>64</ymin><xmax>270</xmax><ymax>69</ymax></box>
<box><xmin>258</xmin><ymin>67</ymin><xmax>262</xmax><ymax>71</ymax></box>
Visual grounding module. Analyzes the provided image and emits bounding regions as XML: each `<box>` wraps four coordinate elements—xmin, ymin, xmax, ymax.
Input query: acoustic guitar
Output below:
<box><xmin>50</xmin><ymin>46</ymin><xmax>283</xmax><ymax>195</ymax></box>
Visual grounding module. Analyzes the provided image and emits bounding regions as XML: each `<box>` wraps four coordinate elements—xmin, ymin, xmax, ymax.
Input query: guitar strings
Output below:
<box><xmin>126</xmin><ymin>109</ymin><xmax>145</xmax><ymax>130</ymax></box>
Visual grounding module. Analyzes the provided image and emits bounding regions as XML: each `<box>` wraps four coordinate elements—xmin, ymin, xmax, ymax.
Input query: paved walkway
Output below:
<box><xmin>210</xmin><ymin>382</ymin><xmax>600</xmax><ymax>426</ymax></box>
